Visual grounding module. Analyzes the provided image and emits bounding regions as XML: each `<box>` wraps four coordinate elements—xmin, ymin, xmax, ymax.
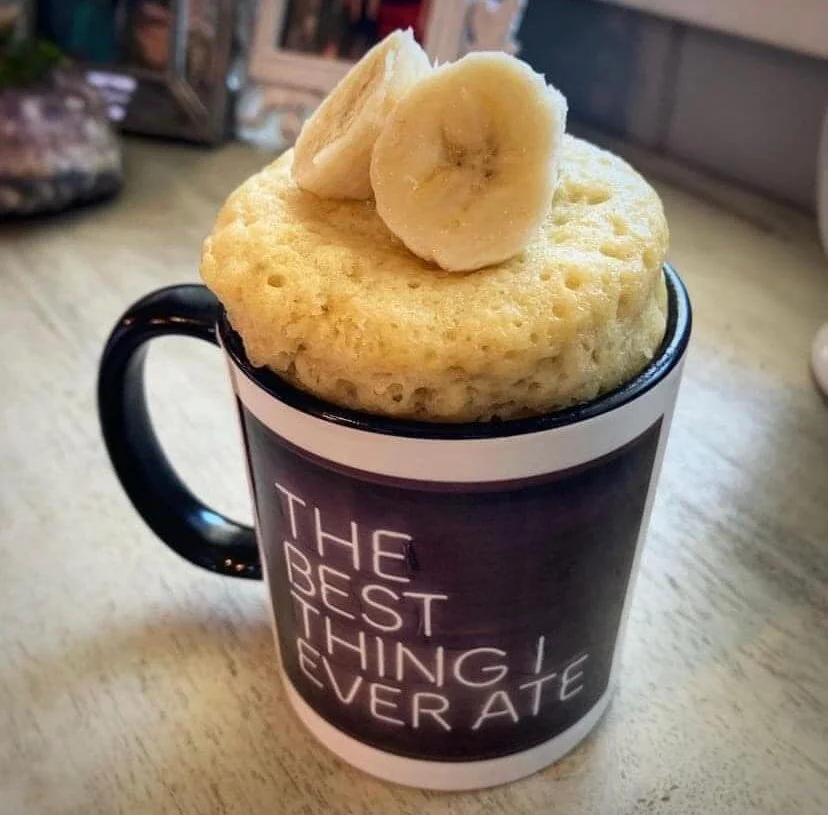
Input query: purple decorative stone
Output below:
<box><xmin>0</xmin><ymin>69</ymin><xmax>122</xmax><ymax>216</ymax></box>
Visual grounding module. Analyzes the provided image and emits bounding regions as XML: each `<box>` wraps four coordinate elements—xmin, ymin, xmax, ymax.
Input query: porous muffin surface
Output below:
<box><xmin>201</xmin><ymin>136</ymin><xmax>668</xmax><ymax>422</ymax></box>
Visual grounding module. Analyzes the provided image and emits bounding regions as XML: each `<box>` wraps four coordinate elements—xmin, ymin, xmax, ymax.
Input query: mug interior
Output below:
<box><xmin>219</xmin><ymin>264</ymin><xmax>691</xmax><ymax>440</ymax></box>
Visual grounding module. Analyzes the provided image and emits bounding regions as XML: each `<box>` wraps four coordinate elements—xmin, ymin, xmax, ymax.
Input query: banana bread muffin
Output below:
<box><xmin>201</xmin><ymin>135</ymin><xmax>668</xmax><ymax>422</ymax></box>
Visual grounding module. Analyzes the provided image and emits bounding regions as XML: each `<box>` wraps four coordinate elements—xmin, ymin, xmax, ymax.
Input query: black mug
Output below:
<box><xmin>98</xmin><ymin>265</ymin><xmax>691</xmax><ymax>790</ymax></box>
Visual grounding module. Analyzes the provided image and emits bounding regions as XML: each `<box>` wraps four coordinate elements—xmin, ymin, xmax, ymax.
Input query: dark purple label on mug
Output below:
<box><xmin>239</xmin><ymin>405</ymin><xmax>662</xmax><ymax>761</ymax></box>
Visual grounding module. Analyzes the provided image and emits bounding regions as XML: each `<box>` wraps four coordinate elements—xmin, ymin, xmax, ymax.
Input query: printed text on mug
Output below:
<box><xmin>275</xmin><ymin>481</ymin><xmax>591</xmax><ymax>732</ymax></box>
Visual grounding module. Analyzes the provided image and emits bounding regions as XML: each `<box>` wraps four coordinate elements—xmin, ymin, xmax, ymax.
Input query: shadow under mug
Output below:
<box><xmin>98</xmin><ymin>265</ymin><xmax>691</xmax><ymax>791</ymax></box>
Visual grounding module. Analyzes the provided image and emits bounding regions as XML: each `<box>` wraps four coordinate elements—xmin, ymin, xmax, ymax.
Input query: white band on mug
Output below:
<box><xmin>227</xmin><ymin>359</ymin><xmax>684</xmax><ymax>482</ymax></box>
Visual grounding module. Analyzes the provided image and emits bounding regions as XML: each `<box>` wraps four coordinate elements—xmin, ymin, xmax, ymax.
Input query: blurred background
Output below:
<box><xmin>1</xmin><ymin>0</ymin><xmax>826</xmax><ymax>218</ymax></box>
<box><xmin>522</xmin><ymin>0</ymin><xmax>828</xmax><ymax>215</ymax></box>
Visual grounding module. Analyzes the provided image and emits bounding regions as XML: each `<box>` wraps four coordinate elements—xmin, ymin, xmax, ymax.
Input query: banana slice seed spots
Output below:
<box><xmin>370</xmin><ymin>51</ymin><xmax>569</xmax><ymax>271</ymax></box>
<box><xmin>445</xmin><ymin>142</ymin><xmax>468</xmax><ymax>168</ymax></box>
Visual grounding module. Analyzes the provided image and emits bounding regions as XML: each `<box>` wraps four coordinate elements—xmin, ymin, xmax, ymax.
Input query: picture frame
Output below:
<box><xmin>239</xmin><ymin>0</ymin><xmax>527</xmax><ymax>149</ymax></box>
<box><xmin>26</xmin><ymin>0</ymin><xmax>236</xmax><ymax>144</ymax></box>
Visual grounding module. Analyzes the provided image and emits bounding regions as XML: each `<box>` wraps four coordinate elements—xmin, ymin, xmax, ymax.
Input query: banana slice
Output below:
<box><xmin>370</xmin><ymin>52</ymin><xmax>568</xmax><ymax>272</ymax></box>
<box><xmin>292</xmin><ymin>29</ymin><xmax>431</xmax><ymax>200</ymax></box>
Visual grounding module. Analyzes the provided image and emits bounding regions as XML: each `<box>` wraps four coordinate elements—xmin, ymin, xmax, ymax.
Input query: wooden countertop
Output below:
<box><xmin>2</xmin><ymin>139</ymin><xmax>827</xmax><ymax>814</ymax></box>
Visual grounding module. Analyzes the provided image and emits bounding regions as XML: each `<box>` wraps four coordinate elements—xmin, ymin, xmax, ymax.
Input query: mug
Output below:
<box><xmin>98</xmin><ymin>265</ymin><xmax>691</xmax><ymax>791</ymax></box>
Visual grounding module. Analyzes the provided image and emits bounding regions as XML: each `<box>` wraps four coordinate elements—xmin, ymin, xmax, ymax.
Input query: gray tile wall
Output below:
<box><xmin>665</xmin><ymin>29</ymin><xmax>828</xmax><ymax>208</ymax></box>
<box><xmin>519</xmin><ymin>0</ymin><xmax>828</xmax><ymax>210</ymax></box>
<box><xmin>518</xmin><ymin>0</ymin><xmax>679</xmax><ymax>146</ymax></box>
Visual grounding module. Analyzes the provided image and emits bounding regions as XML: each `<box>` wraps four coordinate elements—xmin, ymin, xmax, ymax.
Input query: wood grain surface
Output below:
<box><xmin>1</xmin><ymin>139</ymin><xmax>827</xmax><ymax>815</ymax></box>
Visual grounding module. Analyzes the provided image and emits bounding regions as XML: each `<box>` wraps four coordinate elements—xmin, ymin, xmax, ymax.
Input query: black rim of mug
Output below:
<box><xmin>219</xmin><ymin>264</ymin><xmax>692</xmax><ymax>440</ymax></box>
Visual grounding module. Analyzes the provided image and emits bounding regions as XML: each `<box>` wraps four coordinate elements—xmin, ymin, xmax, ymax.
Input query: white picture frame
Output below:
<box><xmin>239</xmin><ymin>0</ymin><xmax>527</xmax><ymax>149</ymax></box>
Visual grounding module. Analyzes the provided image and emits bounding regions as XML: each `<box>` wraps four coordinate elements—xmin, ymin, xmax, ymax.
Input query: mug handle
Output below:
<box><xmin>97</xmin><ymin>284</ymin><xmax>261</xmax><ymax>579</ymax></box>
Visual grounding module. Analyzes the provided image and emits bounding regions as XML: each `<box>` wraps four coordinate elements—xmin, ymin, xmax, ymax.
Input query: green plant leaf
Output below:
<box><xmin>0</xmin><ymin>38</ymin><xmax>67</xmax><ymax>89</ymax></box>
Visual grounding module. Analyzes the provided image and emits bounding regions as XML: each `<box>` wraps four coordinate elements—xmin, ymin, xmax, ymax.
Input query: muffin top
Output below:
<box><xmin>201</xmin><ymin>135</ymin><xmax>668</xmax><ymax>422</ymax></box>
